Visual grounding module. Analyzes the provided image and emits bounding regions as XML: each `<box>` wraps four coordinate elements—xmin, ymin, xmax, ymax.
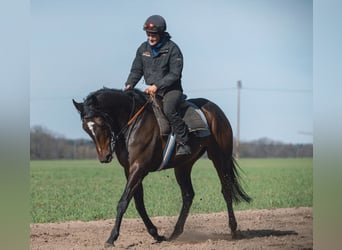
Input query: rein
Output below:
<box><xmin>110</xmin><ymin>95</ymin><xmax>152</xmax><ymax>151</ymax></box>
<box><xmin>127</xmin><ymin>96</ymin><xmax>151</xmax><ymax>126</ymax></box>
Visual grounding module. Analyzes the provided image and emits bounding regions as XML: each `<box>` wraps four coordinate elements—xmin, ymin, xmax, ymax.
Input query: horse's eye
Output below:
<box><xmin>94</xmin><ymin>117</ymin><xmax>105</xmax><ymax>127</ymax></box>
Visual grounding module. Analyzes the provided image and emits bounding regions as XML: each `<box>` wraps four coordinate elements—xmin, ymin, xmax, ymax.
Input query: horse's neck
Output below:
<box><xmin>106</xmin><ymin>95</ymin><xmax>135</xmax><ymax>131</ymax></box>
<box><xmin>100</xmin><ymin>91</ymin><xmax>150</xmax><ymax>133</ymax></box>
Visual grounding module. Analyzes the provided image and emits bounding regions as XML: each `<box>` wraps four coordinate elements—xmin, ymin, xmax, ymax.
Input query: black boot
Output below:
<box><xmin>176</xmin><ymin>143</ymin><xmax>191</xmax><ymax>156</ymax></box>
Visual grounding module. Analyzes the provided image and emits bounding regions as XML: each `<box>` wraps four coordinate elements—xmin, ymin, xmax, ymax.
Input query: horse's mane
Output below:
<box><xmin>125</xmin><ymin>88</ymin><xmax>148</xmax><ymax>103</ymax></box>
<box><xmin>81</xmin><ymin>87</ymin><xmax>147</xmax><ymax>118</ymax></box>
<box><xmin>85</xmin><ymin>87</ymin><xmax>146</xmax><ymax>103</ymax></box>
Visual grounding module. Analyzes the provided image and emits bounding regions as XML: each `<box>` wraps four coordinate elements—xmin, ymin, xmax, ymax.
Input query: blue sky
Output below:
<box><xmin>31</xmin><ymin>0</ymin><xmax>313</xmax><ymax>143</ymax></box>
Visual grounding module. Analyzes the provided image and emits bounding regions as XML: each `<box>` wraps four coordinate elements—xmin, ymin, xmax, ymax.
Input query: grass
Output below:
<box><xmin>30</xmin><ymin>158</ymin><xmax>312</xmax><ymax>223</ymax></box>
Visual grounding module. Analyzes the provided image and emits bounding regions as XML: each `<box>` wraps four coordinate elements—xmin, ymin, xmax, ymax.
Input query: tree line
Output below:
<box><xmin>30</xmin><ymin>126</ymin><xmax>312</xmax><ymax>160</ymax></box>
<box><xmin>236</xmin><ymin>137</ymin><xmax>312</xmax><ymax>158</ymax></box>
<box><xmin>30</xmin><ymin>126</ymin><xmax>97</xmax><ymax>160</ymax></box>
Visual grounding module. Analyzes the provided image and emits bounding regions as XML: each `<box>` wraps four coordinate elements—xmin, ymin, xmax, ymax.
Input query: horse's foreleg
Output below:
<box><xmin>134</xmin><ymin>184</ymin><xmax>166</xmax><ymax>242</ymax></box>
<box><xmin>168</xmin><ymin>167</ymin><xmax>194</xmax><ymax>241</ymax></box>
<box><xmin>105</xmin><ymin>166</ymin><xmax>143</xmax><ymax>247</ymax></box>
<box><xmin>104</xmin><ymin>187</ymin><xmax>131</xmax><ymax>247</ymax></box>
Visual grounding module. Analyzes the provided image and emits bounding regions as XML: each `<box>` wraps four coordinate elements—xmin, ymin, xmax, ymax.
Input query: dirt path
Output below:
<box><xmin>30</xmin><ymin>207</ymin><xmax>312</xmax><ymax>250</ymax></box>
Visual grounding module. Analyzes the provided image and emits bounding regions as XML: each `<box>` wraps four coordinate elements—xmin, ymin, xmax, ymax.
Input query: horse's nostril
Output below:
<box><xmin>106</xmin><ymin>154</ymin><xmax>113</xmax><ymax>162</ymax></box>
<box><xmin>99</xmin><ymin>154</ymin><xmax>113</xmax><ymax>163</ymax></box>
<box><xmin>99</xmin><ymin>154</ymin><xmax>112</xmax><ymax>163</ymax></box>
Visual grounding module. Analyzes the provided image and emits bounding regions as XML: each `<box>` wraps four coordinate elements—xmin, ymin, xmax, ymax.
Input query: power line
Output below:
<box><xmin>242</xmin><ymin>87</ymin><xmax>312</xmax><ymax>93</ymax></box>
<box><xmin>185</xmin><ymin>87</ymin><xmax>312</xmax><ymax>94</ymax></box>
<box><xmin>185</xmin><ymin>87</ymin><xmax>236</xmax><ymax>93</ymax></box>
<box><xmin>30</xmin><ymin>86</ymin><xmax>312</xmax><ymax>102</ymax></box>
<box><xmin>30</xmin><ymin>96</ymin><xmax>85</xmax><ymax>102</ymax></box>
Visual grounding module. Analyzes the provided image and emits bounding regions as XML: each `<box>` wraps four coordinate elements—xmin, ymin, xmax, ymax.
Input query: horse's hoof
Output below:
<box><xmin>104</xmin><ymin>242</ymin><xmax>115</xmax><ymax>248</ymax></box>
<box><xmin>231</xmin><ymin>229</ymin><xmax>243</xmax><ymax>239</ymax></box>
<box><xmin>167</xmin><ymin>232</ymin><xmax>181</xmax><ymax>241</ymax></box>
<box><xmin>155</xmin><ymin>235</ymin><xmax>167</xmax><ymax>242</ymax></box>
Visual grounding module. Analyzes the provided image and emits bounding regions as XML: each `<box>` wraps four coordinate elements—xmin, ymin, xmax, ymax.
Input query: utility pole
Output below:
<box><xmin>236</xmin><ymin>80</ymin><xmax>242</xmax><ymax>159</ymax></box>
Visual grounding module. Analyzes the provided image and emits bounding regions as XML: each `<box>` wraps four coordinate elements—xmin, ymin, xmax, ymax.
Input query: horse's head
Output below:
<box><xmin>73</xmin><ymin>97</ymin><xmax>114</xmax><ymax>163</ymax></box>
<box><xmin>73</xmin><ymin>88</ymin><xmax>149</xmax><ymax>163</ymax></box>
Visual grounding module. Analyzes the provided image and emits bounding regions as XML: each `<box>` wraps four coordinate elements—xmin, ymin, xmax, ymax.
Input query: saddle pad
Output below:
<box><xmin>152</xmin><ymin>97</ymin><xmax>210</xmax><ymax>137</ymax></box>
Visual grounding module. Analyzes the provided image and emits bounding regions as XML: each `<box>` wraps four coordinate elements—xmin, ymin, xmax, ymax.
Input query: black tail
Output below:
<box><xmin>229</xmin><ymin>157</ymin><xmax>252</xmax><ymax>203</ymax></box>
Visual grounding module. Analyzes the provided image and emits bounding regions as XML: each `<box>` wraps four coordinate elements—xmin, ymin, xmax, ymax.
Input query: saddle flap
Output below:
<box><xmin>152</xmin><ymin>96</ymin><xmax>210</xmax><ymax>137</ymax></box>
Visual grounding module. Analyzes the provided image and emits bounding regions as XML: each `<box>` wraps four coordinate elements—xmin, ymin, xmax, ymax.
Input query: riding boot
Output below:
<box><xmin>176</xmin><ymin>142</ymin><xmax>191</xmax><ymax>156</ymax></box>
<box><xmin>174</xmin><ymin>124</ymin><xmax>191</xmax><ymax>156</ymax></box>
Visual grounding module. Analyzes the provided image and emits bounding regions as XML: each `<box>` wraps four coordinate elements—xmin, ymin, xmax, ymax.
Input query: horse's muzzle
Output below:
<box><xmin>99</xmin><ymin>153</ymin><xmax>113</xmax><ymax>163</ymax></box>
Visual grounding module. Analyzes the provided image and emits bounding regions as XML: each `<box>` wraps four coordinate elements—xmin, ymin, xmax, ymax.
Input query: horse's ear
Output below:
<box><xmin>72</xmin><ymin>99</ymin><xmax>83</xmax><ymax>113</ymax></box>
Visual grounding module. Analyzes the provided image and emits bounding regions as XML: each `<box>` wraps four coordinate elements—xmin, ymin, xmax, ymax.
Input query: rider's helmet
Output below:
<box><xmin>143</xmin><ymin>15</ymin><xmax>167</xmax><ymax>34</ymax></box>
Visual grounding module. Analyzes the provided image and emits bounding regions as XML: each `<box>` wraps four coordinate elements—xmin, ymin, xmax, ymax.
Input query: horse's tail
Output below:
<box><xmin>229</xmin><ymin>157</ymin><xmax>252</xmax><ymax>203</ymax></box>
<box><xmin>195</xmin><ymin>98</ymin><xmax>251</xmax><ymax>204</ymax></box>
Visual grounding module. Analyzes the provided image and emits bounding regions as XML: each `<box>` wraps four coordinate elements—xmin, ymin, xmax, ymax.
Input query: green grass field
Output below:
<box><xmin>30</xmin><ymin>158</ymin><xmax>312</xmax><ymax>223</ymax></box>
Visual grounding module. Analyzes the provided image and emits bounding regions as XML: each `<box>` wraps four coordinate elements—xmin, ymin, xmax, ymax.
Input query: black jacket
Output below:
<box><xmin>126</xmin><ymin>38</ymin><xmax>183</xmax><ymax>95</ymax></box>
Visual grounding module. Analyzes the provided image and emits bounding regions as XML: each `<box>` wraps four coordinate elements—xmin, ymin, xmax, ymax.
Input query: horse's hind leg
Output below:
<box><xmin>218</xmin><ymin>160</ymin><xmax>238</xmax><ymax>235</ymax></box>
<box><xmin>168</xmin><ymin>166</ymin><xmax>194</xmax><ymax>241</ymax></box>
<box><xmin>134</xmin><ymin>183</ymin><xmax>166</xmax><ymax>242</ymax></box>
<box><xmin>208</xmin><ymin>152</ymin><xmax>238</xmax><ymax>236</ymax></box>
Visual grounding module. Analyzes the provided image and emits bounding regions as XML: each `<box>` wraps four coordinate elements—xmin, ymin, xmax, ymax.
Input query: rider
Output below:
<box><xmin>124</xmin><ymin>14</ymin><xmax>191</xmax><ymax>156</ymax></box>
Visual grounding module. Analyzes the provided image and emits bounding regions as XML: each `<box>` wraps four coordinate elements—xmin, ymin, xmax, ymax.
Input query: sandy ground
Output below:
<box><xmin>30</xmin><ymin>207</ymin><xmax>312</xmax><ymax>250</ymax></box>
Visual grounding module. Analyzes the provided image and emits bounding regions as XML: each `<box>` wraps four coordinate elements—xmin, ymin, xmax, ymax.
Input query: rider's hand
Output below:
<box><xmin>144</xmin><ymin>84</ymin><xmax>157</xmax><ymax>96</ymax></box>
<box><xmin>124</xmin><ymin>84</ymin><xmax>132</xmax><ymax>91</ymax></box>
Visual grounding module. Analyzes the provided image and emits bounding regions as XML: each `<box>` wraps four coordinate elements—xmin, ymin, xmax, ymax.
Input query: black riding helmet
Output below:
<box><xmin>143</xmin><ymin>15</ymin><xmax>167</xmax><ymax>34</ymax></box>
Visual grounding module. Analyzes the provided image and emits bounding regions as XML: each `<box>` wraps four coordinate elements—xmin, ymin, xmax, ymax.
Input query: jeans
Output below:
<box><xmin>162</xmin><ymin>90</ymin><xmax>189</xmax><ymax>144</ymax></box>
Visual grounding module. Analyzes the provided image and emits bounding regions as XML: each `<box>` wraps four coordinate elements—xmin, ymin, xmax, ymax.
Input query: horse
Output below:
<box><xmin>72</xmin><ymin>88</ymin><xmax>251</xmax><ymax>247</ymax></box>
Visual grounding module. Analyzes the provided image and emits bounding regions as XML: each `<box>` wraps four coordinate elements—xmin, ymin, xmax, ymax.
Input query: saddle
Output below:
<box><xmin>151</xmin><ymin>95</ymin><xmax>211</xmax><ymax>138</ymax></box>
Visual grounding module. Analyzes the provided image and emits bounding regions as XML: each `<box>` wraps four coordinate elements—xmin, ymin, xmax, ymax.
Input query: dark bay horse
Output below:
<box><xmin>73</xmin><ymin>88</ymin><xmax>251</xmax><ymax>247</ymax></box>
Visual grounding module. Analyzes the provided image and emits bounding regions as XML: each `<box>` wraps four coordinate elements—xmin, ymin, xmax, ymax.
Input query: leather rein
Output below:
<box><xmin>110</xmin><ymin>95</ymin><xmax>152</xmax><ymax>151</ymax></box>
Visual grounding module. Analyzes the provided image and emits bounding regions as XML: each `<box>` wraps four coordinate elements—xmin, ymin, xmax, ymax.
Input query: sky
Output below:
<box><xmin>30</xmin><ymin>0</ymin><xmax>313</xmax><ymax>144</ymax></box>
